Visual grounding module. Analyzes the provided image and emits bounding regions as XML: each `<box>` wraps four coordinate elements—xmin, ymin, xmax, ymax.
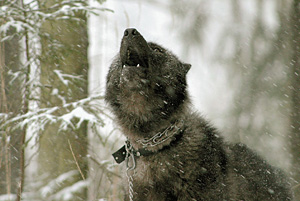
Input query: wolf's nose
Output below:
<box><xmin>124</xmin><ymin>28</ymin><xmax>138</xmax><ymax>37</ymax></box>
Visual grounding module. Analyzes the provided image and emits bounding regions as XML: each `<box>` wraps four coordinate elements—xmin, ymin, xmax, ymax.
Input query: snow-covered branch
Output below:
<box><xmin>0</xmin><ymin>0</ymin><xmax>112</xmax><ymax>41</ymax></box>
<box><xmin>54</xmin><ymin>69</ymin><xmax>84</xmax><ymax>86</ymax></box>
<box><xmin>0</xmin><ymin>94</ymin><xmax>110</xmax><ymax>132</ymax></box>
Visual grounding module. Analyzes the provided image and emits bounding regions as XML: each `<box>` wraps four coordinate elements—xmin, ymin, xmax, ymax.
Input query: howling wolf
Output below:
<box><xmin>105</xmin><ymin>28</ymin><xmax>292</xmax><ymax>201</ymax></box>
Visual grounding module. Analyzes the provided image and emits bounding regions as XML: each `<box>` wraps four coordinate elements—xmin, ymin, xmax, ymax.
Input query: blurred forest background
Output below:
<box><xmin>0</xmin><ymin>0</ymin><xmax>299</xmax><ymax>200</ymax></box>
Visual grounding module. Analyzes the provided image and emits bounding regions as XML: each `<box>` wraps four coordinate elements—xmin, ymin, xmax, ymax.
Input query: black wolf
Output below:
<box><xmin>105</xmin><ymin>28</ymin><xmax>292</xmax><ymax>201</ymax></box>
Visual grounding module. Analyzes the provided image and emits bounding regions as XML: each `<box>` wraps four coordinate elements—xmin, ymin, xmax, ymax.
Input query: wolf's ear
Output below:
<box><xmin>183</xmin><ymin>63</ymin><xmax>191</xmax><ymax>74</ymax></box>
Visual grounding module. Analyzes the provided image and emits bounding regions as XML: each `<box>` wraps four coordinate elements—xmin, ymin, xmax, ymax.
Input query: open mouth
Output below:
<box><xmin>120</xmin><ymin>49</ymin><xmax>149</xmax><ymax>85</ymax></box>
<box><xmin>119</xmin><ymin>28</ymin><xmax>151</xmax><ymax>81</ymax></box>
<box><xmin>122</xmin><ymin>49</ymin><xmax>148</xmax><ymax>68</ymax></box>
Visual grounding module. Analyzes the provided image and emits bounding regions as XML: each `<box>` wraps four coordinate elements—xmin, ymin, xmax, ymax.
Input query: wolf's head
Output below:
<box><xmin>105</xmin><ymin>28</ymin><xmax>191</xmax><ymax>133</ymax></box>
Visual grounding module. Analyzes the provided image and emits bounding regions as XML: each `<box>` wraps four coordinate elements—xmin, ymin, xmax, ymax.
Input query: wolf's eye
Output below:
<box><xmin>153</xmin><ymin>48</ymin><xmax>163</xmax><ymax>53</ymax></box>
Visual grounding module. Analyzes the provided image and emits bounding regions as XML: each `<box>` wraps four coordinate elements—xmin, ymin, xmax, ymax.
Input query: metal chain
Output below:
<box><xmin>126</xmin><ymin>141</ymin><xmax>136</xmax><ymax>201</ymax></box>
<box><xmin>136</xmin><ymin>120</ymin><xmax>184</xmax><ymax>147</ymax></box>
<box><xmin>127</xmin><ymin>174</ymin><xmax>134</xmax><ymax>201</ymax></box>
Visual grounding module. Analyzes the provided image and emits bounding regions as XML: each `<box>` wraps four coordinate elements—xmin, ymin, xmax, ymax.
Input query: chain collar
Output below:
<box><xmin>136</xmin><ymin>119</ymin><xmax>185</xmax><ymax>148</ymax></box>
<box><xmin>112</xmin><ymin>120</ymin><xmax>185</xmax><ymax>164</ymax></box>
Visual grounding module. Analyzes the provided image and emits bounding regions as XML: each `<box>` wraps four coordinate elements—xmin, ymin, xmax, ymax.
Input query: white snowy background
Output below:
<box><xmin>0</xmin><ymin>0</ymin><xmax>295</xmax><ymax>200</ymax></box>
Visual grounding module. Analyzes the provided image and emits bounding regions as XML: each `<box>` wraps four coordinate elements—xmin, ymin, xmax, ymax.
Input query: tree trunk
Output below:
<box><xmin>290</xmin><ymin>0</ymin><xmax>300</xmax><ymax>199</ymax></box>
<box><xmin>38</xmin><ymin>0</ymin><xmax>89</xmax><ymax>200</ymax></box>
<box><xmin>0</xmin><ymin>28</ymin><xmax>23</xmax><ymax>196</ymax></box>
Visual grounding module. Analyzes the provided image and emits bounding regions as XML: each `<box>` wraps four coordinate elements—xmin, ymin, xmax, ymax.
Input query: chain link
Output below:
<box><xmin>137</xmin><ymin>120</ymin><xmax>184</xmax><ymax>147</ymax></box>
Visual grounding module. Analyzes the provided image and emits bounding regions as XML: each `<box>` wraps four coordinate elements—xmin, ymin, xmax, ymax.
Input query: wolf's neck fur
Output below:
<box><xmin>117</xmin><ymin>98</ymin><xmax>191</xmax><ymax>151</ymax></box>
